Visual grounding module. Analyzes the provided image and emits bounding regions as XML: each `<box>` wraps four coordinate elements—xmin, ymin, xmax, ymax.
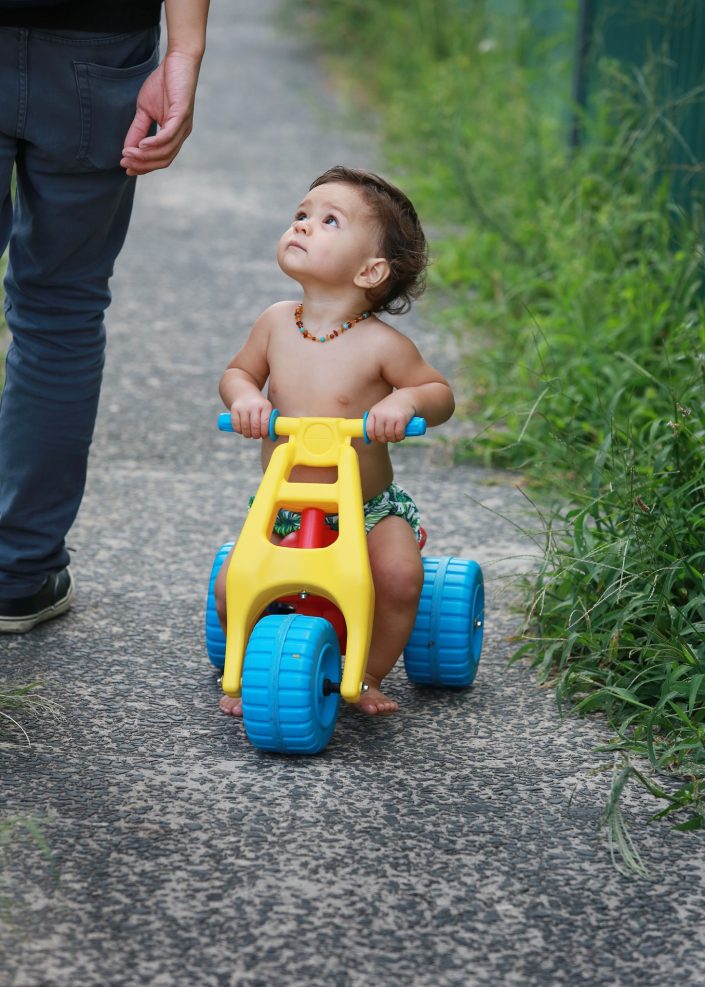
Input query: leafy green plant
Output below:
<box><xmin>516</xmin><ymin>349</ymin><xmax>705</xmax><ymax>833</ymax></box>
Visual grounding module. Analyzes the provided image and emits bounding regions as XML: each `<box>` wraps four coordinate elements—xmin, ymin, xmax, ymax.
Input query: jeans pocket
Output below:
<box><xmin>74</xmin><ymin>41</ymin><xmax>160</xmax><ymax>170</ymax></box>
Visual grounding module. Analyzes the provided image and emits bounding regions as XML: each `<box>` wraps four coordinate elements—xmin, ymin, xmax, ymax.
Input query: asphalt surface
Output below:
<box><xmin>2</xmin><ymin>3</ymin><xmax>705</xmax><ymax>986</ymax></box>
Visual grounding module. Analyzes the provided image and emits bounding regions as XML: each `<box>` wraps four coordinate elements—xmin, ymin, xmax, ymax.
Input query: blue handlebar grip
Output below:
<box><xmin>217</xmin><ymin>411</ymin><xmax>279</xmax><ymax>437</ymax></box>
<box><xmin>268</xmin><ymin>409</ymin><xmax>280</xmax><ymax>441</ymax></box>
<box><xmin>362</xmin><ymin>411</ymin><xmax>372</xmax><ymax>444</ymax></box>
<box><xmin>405</xmin><ymin>416</ymin><xmax>427</xmax><ymax>436</ymax></box>
<box><xmin>362</xmin><ymin>412</ymin><xmax>427</xmax><ymax>443</ymax></box>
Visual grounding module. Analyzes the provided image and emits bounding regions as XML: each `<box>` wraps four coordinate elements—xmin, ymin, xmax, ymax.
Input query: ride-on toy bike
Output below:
<box><xmin>206</xmin><ymin>411</ymin><xmax>484</xmax><ymax>755</ymax></box>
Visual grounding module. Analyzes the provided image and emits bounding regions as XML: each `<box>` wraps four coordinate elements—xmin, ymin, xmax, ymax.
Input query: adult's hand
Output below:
<box><xmin>120</xmin><ymin>50</ymin><xmax>202</xmax><ymax>176</ymax></box>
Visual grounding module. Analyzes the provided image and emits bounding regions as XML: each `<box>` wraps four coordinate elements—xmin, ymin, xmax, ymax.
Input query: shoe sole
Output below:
<box><xmin>0</xmin><ymin>570</ymin><xmax>75</xmax><ymax>634</ymax></box>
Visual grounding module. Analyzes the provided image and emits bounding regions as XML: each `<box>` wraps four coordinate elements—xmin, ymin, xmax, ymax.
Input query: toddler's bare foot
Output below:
<box><xmin>220</xmin><ymin>682</ymin><xmax>398</xmax><ymax>717</ymax></box>
<box><xmin>355</xmin><ymin>679</ymin><xmax>399</xmax><ymax>716</ymax></box>
<box><xmin>219</xmin><ymin>695</ymin><xmax>243</xmax><ymax>717</ymax></box>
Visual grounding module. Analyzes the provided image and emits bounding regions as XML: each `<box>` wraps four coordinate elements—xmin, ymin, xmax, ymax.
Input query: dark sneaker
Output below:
<box><xmin>0</xmin><ymin>568</ymin><xmax>74</xmax><ymax>633</ymax></box>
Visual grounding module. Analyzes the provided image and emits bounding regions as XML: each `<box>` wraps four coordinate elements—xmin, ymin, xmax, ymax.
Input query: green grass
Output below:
<box><xmin>1</xmin><ymin>681</ymin><xmax>59</xmax><ymax>748</ymax></box>
<box><xmin>517</xmin><ymin>350</ymin><xmax>705</xmax><ymax>832</ymax></box>
<box><xmin>293</xmin><ymin>0</ymin><xmax>705</xmax><ymax>862</ymax></box>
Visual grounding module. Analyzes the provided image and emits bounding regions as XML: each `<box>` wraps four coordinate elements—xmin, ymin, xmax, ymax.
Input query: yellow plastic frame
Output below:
<box><xmin>221</xmin><ymin>416</ymin><xmax>374</xmax><ymax>703</ymax></box>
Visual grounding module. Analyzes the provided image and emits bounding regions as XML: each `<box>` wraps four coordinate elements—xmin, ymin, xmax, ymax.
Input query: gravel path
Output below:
<box><xmin>2</xmin><ymin>3</ymin><xmax>705</xmax><ymax>986</ymax></box>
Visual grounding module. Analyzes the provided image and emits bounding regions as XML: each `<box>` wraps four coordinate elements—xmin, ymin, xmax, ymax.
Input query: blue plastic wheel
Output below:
<box><xmin>403</xmin><ymin>556</ymin><xmax>484</xmax><ymax>687</ymax></box>
<box><xmin>242</xmin><ymin>614</ymin><xmax>341</xmax><ymax>754</ymax></box>
<box><xmin>205</xmin><ymin>542</ymin><xmax>234</xmax><ymax>670</ymax></box>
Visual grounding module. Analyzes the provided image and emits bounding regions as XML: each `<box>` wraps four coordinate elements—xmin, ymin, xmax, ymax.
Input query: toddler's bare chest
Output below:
<box><xmin>267</xmin><ymin>341</ymin><xmax>383</xmax><ymax>416</ymax></box>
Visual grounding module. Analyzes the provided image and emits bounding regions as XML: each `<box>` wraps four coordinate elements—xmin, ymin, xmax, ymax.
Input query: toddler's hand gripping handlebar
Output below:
<box><xmin>217</xmin><ymin>410</ymin><xmax>426</xmax><ymax>441</ymax></box>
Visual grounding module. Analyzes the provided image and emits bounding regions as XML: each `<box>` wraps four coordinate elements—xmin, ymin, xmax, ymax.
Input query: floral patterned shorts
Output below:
<box><xmin>249</xmin><ymin>481</ymin><xmax>422</xmax><ymax>543</ymax></box>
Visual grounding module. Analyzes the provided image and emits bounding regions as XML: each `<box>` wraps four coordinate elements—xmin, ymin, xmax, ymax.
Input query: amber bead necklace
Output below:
<box><xmin>294</xmin><ymin>302</ymin><xmax>370</xmax><ymax>343</ymax></box>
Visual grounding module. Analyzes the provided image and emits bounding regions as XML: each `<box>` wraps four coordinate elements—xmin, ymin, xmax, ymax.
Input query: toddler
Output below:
<box><xmin>216</xmin><ymin>165</ymin><xmax>455</xmax><ymax>715</ymax></box>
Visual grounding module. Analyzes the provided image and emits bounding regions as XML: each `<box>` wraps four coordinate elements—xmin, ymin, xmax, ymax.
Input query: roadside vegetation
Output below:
<box><xmin>1</xmin><ymin>681</ymin><xmax>58</xmax><ymax>747</ymax></box>
<box><xmin>293</xmin><ymin>0</ymin><xmax>705</xmax><ymax>860</ymax></box>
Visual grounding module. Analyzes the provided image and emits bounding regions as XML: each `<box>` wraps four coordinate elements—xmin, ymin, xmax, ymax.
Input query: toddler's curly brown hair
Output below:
<box><xmin>309</xmin><ymin>165</ymin><xmax>428</xmax><ymax>316</ymax></box>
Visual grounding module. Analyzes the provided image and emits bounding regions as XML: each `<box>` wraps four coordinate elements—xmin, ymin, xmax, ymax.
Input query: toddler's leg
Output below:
<box><xmin>359</xmin><ymin>516</ymin><xmax>424</xmax><ymax>715</ymax></box>
<box><xmin>215</xmin><ymin>520</ymin><xmax>423</xmax><ymax>718</ymax></box>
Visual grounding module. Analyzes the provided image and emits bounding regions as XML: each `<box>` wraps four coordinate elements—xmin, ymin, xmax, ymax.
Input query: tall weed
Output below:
<box><xmin>519</xmin><ymin>344</ymin><xmax>705</xmax><ymax>829</ymax></box>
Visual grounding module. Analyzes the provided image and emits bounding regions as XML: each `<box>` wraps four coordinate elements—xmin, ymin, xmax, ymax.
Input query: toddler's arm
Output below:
<box><xmin>366</xmin><ymin>332</ymin><xmax>455</xmax><ymax>443</ymax></box>
<box><xmin>219</xmin><ymin>310</ymin><xmax>273</xmax><ymax>439</ymax></box>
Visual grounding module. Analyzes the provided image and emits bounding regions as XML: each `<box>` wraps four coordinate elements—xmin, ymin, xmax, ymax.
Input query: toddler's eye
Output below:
<box><xmin>324</xmin><ymin>214</ymin><xmax>339</xmax><ymax>227</ymax></box>
<box><xmin>294</xmin><ymin>211</ymin><xmax>307</xmax><ymax>221</ymax></box>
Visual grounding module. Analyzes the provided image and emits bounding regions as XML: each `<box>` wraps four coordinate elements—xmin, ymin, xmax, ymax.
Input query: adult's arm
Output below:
<box><xmin>120</xmin><ymin>0</ymin><xmax>210</xmax><ymax>176</ymax></box>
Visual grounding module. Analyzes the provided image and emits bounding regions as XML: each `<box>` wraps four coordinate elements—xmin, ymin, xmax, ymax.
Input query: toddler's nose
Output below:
<box><xmin>294</xmin><ymin>217</ymin><xmax>309</xmax><ymax>234</ymax></box>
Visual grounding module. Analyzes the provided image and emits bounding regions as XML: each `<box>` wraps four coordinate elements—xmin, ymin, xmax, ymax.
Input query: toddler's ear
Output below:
<box><xmin>355</xmin><ymin>257</ymin><xmax>390</xmax><ymax>290</ymax></box>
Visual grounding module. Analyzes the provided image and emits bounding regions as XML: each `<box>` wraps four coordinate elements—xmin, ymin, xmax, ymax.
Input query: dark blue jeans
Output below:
<box><xmin>0</xmin><ymin>25</ymin><xmax>159</xmax><ymax>596</ymax></box>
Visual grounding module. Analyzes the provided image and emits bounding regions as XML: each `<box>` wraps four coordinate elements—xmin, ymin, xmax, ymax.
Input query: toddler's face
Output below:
<box><xmin>277</xmin><ymin>182</ymin><xmax>380</xmax><ymax>289</ymax></box>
